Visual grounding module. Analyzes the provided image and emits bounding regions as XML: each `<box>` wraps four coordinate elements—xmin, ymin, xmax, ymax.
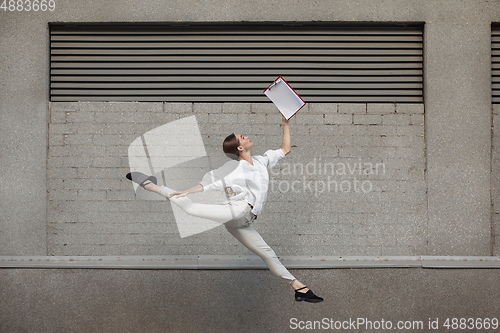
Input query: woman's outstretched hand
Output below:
<box><xmin>168</xmin><ymin>190</ymin><xmax>189</xmax><ymax>199</ymax></box>
<box><xmin>167</xmin><ymin>184</ymin><xmax>204</xmax><ymax>199</ymax></box>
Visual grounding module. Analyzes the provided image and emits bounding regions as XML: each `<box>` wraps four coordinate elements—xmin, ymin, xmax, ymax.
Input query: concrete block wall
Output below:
<box><xmin>48</xmin><ymin>101</ymin><xmax>426</xmax><ymax>256</ymax></box>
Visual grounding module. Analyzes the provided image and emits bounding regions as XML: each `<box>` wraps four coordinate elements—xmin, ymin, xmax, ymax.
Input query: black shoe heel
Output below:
<box><xmin>126</xmin><ymin>172</ymin><xmax>157</xmax><ymax>189</ymax></box>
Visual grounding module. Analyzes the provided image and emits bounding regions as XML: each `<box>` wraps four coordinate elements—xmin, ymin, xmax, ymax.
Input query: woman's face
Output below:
<box><xmin>235</xmin><ymin>133</ymin><xmax>253</xmax><ymax>152</ymax></box>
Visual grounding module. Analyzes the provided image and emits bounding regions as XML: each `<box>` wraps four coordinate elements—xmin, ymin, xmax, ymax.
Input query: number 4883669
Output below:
<box><xmin>1</xmin><ymin>0</ymin><xmax>56</xmax><ymax>11</ymax></box>
<box><xmin>443</xmin><ymin>318</ymin><xmax>498</xmax><ymax>330</ymax></box>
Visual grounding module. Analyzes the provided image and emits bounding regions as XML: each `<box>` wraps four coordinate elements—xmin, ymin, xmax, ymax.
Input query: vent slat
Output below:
<box><xmin>51</xmin><ymin>69</ymin><xmax>423</xmax><ymax>76</ymax></box>
<box><xmin>50</xmin><ymin>75</ymin><xmax>423</xmax><ymax>83</ymax></box>
<box><xmin>51</xmin><ymin>82</ymin><xmax>423</xmax><ymax>90</ymax></box>
<box><xmin>51</xmin><ymin>55</ymin><xmax>423</xmax><ymax>62</ymax></box>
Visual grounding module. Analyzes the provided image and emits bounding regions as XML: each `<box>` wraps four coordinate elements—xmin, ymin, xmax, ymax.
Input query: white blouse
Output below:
<box><xmin>199</xmin><ymin>148</ymin><xmax>286</xmax><ymax>215</ymax></box>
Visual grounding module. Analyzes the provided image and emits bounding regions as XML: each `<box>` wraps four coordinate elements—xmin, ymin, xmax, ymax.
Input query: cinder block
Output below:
<box><xmin>92</xmin><ymin>157</ymin><xmax>122</xmax><ymax>168</ymax></box>
<box><xmin>48</xmin><ymin>133</ymin><xmax>64</xmax><ymax>146</ymax></box>
<box><xmin>47</xmin><ymin>212</ymin><xmax>79</xmax><ymax>224</ymax></box>
<box><xmin>105</xmin><ymin>102</ymin><xmax>139</xmax><ymax>112</ymax></box>
<box><xmin>106</xmin><ymin>190</ymin><xmax>136</xmax><ymax>201</ymax></box>
<box><xmin>66</xmin><ymin>111</ymin><xmax>96</xmax><ymax>123</ymax></box>
<box><xmin>382</xmin><ymin>135</ymin><xmax>418</xmax><ymax>148</ymax></box>
<box><xmin>208</xmin><ymin>113</ymin><xmax>238</xmax><ymax>124</ymax></box>
<box><xmin>48</xmin><ymin>146</ymin><xmax>71</xmax><ymax>157</ymax></box>
<box><xmin>150</xmin><ymin>112</ymin><xmax>184</xmax><ymax>124</ymax></box>
<box><xmin>325</xmin><ymin>134</ymin><xmax>354</xmax><ymax>146</ymax></box>
<box><xmin>61</xmin><ymin>178</ymin><xmax>91</xmax><ymax>190</ymax></box>
<box><xmin>50</xmin><ymin>111</ymin><xmax>67</xmax><ymax>124</ymax></box>
<box><xmin>492</xmin><ymin>114</ymin><xmax>500</xmax><ymax>129</ymax></box>
<box><xmin>222</xmin><ymin>103</ymin><xmax>251</xmax><ymax>114</ymax></box>
<box><xmin>63</xmin><ymin>156</ymin><xmax>93</xmax><ymax>168</ymax></box>
<box><xmin>120</xmin><ymin>157</ymin><xmax>131</xmax><ymax>168</ymax></box>
<box><xmin>309</xmin><ymin>103</ymin><xmax>337</xmax><ymax>114</ymax></box>
<box><xmin>492</xmin><ymin>135</ymin><xmax>500</xmax><ymax>150</ymax></box>
<box><xmin>103</xmin><ymin>124</ymin><xmax>148</xmax><ymax>136</ymax></box>
<box><xmin>410</xmin><ymin>114</ymin><xmax>425</xmax><ymax>126</ymax></box>
<box><xmin>84</xmin><ymin>146</ymin><xmax>112</xmax><ymax>158</ymax></box>
<box><xmin>72</xmin><ymin>123</ymin><xmax>103</xmax><ymax>135</ymax></box>
<box><xmin>251</xmin><ymin>102</ymin><xmax>277</xmax><ymax>114</ymax></box>
<box><xmin>367</xmin><ymin>103</ymin><xmax>396</xmax><ymax>114</ymax></box>
<box><xmin>396</xmin><ymin>103</ymin><xmax>425</xmax><ymax>114</ymax></box>
<box><xmin>49</xmin><ymin>123</ymin><xmax>78</xmax><ymax>134</ymax></box>
<box><xmin>338</xmin><ymin>103</ymin><xmax>366</xmax><ymax>114</ymax></box>
<box><xmin>50</xmin><ymin>102</ymin><xmax>80</xmax><ymax>112</ymax></box>
<box><xmin>238</xmin><ymin>113</ymin><xmax>267</xmax><ymax>124</ymax></box>
<box><xmin>77</xmin><ymin>167</ymin><xmax>109</xmax><ymax>180</ymax></box>
<box><xmin>382</xmin><ymin>114</ymin><xmax>411</xmax><ymax>126</ymax></box>
<box><xmin>79</xmin><ymin>102</ymin><xmax>110</xmax><ymax>112</ymax></box>
<box><xmin>258</xmin><ymin>124</ymin><xmax>276</xmax><ymax>135</ymax></box>
<box><xmin>64</xmin><ymin>134</ymin><xmax>93</xmax><ymax>146</ymax></box>
<box><xmin>307</xmin><ymin>125</ymin><xmax>334</xmax><ymax>136</ymax></box>
<box><xmin>47</xmin><ymin>167</ymin><xmax>78</xmax><ymax>180</ymax></box>
<box><xmin>48</xmin><ymin>189</ymin><xmax>73</xmax><ymax>201</ymax></box>
<box><xmin>494</xmin><ymin>104</ymin><xmax>500</xmax><ymax>115</ymax></box>
<box><xmin>296</xmin><ymin>114</ymin><xmax>325</xmax><ymax>125</ymax></box>
<box><xmin>351</xmin><ymin>125</ymin><xmax>398</xmax><ymax>137</ymax></box>
<box><xmin>164</xmin><ymin>102</ymin><xmax>193</xmax><ymax>113</ymax></box>
<box><xmin>325</xmin><ymin>114</ymin><xmax>352</xmax><ymax>125</ymax></box>
<box><xmin>47</xmin><ymin>157</ymin><xmax>65</xmax><ymax>169</ymax></box>
<box><xmin>136</xmin><ymin>102</ymin><xmax>163</xmax><ymax>112</ymax></box>
<box><xmin>267</xmin><ymin>112</ymin><xmax>285</xmax><ymax>124</ymax></box>
<box><xmin>194</xmin><ymin>103</ymin><xmax>222</xmax><ymax>114</ymax></box>
<box><xmin>398</xmin><ymin>147</ymin><xmax>425</xmax><ymax>160</ymax></box>
<box><xmin>339</xmin><ymin>146</ymin><xmax>398</xmax><ymax>159</ymax></box>
<box><xmin>347</xmin><ymin>135</ymin><xmax>384</xmax><ymax>146</ymax></box>
<box><xmin>93</xmin><ymin>134</ymin><xmax>132</xmax><ymax>146</ymax></box>
<box><xmin>396</xmin><ymin>126</ymin><xmax>424</xmax><ymax>137</ymax></box>
<box><xmin>199</xmin><ymin>121</ymin><xmax>236</xmax><ymax>135</ymax></box>
<box><xmin>353</xmin><ymin>114</ymin><xmax>382</xmax><ymax>125</ymax></box>
<box><xmin>95</xmin><ymin>111</ymin><xmax>136</xmax><ymax>123</ymax></box>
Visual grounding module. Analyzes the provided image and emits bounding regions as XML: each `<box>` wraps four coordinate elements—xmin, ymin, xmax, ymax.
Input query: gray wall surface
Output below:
<box><xmin>1</xmin><ymin>1</ymin><xmax>500</xmax><ymax>332</ymax></box>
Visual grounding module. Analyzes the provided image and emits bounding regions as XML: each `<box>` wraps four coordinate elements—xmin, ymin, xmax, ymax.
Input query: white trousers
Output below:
<box><xmin>158</xmin><ymin>186</ymin><xmax>296</xmax><ymax>283</ymax></box>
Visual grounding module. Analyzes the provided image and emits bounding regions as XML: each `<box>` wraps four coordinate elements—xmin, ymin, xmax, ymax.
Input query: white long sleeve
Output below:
<box><xmin>198</xmin><ymin>148</ymin><xmax>286</xmax><ymax>215</ymax></box>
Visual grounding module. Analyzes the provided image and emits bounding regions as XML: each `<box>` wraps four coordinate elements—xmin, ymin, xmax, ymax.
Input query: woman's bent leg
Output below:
<box><xmin>157</xmin><ymin>185</ymin><xmax>246</xmax><ymax>225</ymax></box>
<box><xmin>225</xmin><ymin>224</ymin><xmax>295</xmax><ymax>283</ymax></box>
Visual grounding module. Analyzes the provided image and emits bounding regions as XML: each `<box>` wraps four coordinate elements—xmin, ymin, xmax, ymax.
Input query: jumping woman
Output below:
<box><xmin>127</xmin><ymin>115</ymin><xmax>323</xmax><ymax>303</ymax></box>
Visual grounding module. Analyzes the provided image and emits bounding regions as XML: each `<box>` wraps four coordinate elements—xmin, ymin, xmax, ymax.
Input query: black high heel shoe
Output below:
<box><xmin>295</xmin><ymin>286</ymin><xmax>324</xmax><ymax>303</ymax></box>
<box><xmin>126</xmin><ymin>172</ymin><xmax>157</xmax><ymax>189</ymax></box>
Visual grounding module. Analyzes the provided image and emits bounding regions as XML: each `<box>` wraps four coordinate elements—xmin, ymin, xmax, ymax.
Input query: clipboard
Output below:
<box><xmin>263</xmin><ymin>76</ymin><xmax>306</xmax><ymax>120</ymax></box>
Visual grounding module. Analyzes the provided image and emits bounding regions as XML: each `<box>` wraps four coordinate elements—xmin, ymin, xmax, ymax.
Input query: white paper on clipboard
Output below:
<box><xmin>264</xmin><ymin>76</ymin><xmax>306</xmax><ymax>120</ymax></box>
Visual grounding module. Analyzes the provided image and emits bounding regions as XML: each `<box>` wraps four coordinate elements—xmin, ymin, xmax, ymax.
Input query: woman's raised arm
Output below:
<box><xmin>281</xmin><ymin>115</ymin><xmax>291</xmax><ymax>156</ymax></box>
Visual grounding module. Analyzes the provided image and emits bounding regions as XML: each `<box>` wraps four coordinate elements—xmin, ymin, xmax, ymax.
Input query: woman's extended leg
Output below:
<box><xmin>225</xmin><ymin>224</ymin><xmax>296</xmax><ymax>283</ymax></box>
<box><xmin>146</xmin><ymin>183</ymin><xmax>246</xmax><ymax>225</ymax></box>
<box><xmin>225</xmin><ymin>223</ymin><xmax>323</xmax><ymax>302</ymax></box>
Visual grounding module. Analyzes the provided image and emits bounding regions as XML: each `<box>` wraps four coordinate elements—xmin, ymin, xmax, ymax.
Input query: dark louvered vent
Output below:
<box><xmin>494</xmin><ymin>24</ymin><xmax>500</xmax><ymax>104</ymax></box>
<box><xmin>50</xmin><ymin>23</ymin><xmax>423</xmax><ymax>103</ymax></box>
